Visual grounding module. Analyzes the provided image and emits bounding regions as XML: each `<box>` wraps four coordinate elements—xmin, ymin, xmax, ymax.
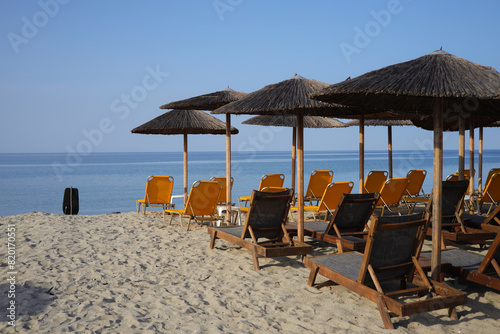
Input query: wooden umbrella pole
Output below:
<box><xmin>226</xmin><ymin>114</ymin><xmax>232</xmax><ymax>224</ymax></box>
<box><xmin>291</xmin><ymin>126</ymin><xmax>297</xmax><ymax>192</ymax></box>
<box><xmin>478</xmin><ymin>127</ymin><xmax>483</xmax><ymax>195</ymax></box>
<box><xmin>359</xmin><ymin>115</ymin><xmax>365</xmax><ymax>193</ymax></box>
<box><xmin>183</xmin><ymin>132</ymin><xmax>188</xmax><ymax>206</ymax></box>
<box><xmin>297</xmin><ymin>112</ymin><xmax>304</xmax><ymax>242</ymax></box>
<box><xmin>469</xmin><ymin>119</ymin><xmax>475</xmax><ymax>212</ymax></box>
<box><xmin>458</xmin><ymin>116</ymin><xmax>465</xmax><ymax>180</ymax></box>
<box><xmin>431</xmin><ymin>98</ymin><xmax>443</xmax><ymax>282</ymax></box>
<box><xmin>388</xmin><ymin>125</ymin><xmax>393</xmax><ymax>179</ymax></box>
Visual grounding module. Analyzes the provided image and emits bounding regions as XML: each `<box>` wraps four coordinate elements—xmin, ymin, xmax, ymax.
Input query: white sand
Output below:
<box><xmin>1</xmin><ymin>211</ymin><xmax>500</xmax><ymax>333</ymax></box>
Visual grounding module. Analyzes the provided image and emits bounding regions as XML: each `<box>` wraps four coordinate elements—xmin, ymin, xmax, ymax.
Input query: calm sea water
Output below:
<box><xmin>1</xmin><ymin>150</ymin><xmax>499</xmax><ymax>216</ymax></box>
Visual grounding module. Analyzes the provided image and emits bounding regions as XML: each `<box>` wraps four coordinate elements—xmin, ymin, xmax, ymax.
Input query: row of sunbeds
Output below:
<box><xmin>135</xmin><ymin>170</ymin><xmax>500</xmax><ymax>329</ymax></box>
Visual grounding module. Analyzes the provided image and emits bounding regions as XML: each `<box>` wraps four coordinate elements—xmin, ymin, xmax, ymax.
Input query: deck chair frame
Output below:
<box><xmin>376</xmin><ymin>177</ymin><xmax>410</xmax><ymax>216</ymax></box>
<box><xmin>305</xmin><ymin>214</ymin><xmax>466</xmax><ymax>329</ymax></box>
<box><xmin>164</xmin><ymin>180</ymin><xmax>222</xmax><ymax>230</ymax></box>
<box><xmin>422</xmin><ymin>231</ymin><xmax>500</xmax><ymax>291</ymax></box>
<box><xmin>427</xmin><ymin>180</ymin><xmax>495</xmax><ymax>247</ymax></box>
<box><xmin>304</xmin><ymin>170</ymin><xmax>334</xmax><ymax>205</ymax></box>
<box><xmin>136</xmin><ymin>175</ymin><xmax>175</xmax><ymax>214</ymax></box>
<box><xmin>288</xmin><ymin>193</ymin><xmax>380</xmax><ymax>253</ymax></box>
<box><xmin>208</xmin><ymin>189</ymin><xmax>312</xmax><ymax>270</ymax></box>
<box><xmin>238</xmin><ymin>173</ymin><xmax>285</xmax><ymax>207</ymax></box>
<box><xmin>291</xmin><ymin>181</ymin><xmax>354</xmax><ymax>221</ymax></box>
<box><xmin>403</xmin><ymin>169</ymin><xmax>429</xmax><ymax>212</ymax></box>
<box><xmin>363</xmin><ymin>170</ymin><xmax>388</xmax><ymax>194</ymax></box>
<box><xmin>478</xmin><ymin>173</ymin><xmax>500</xmax><ymax>215</ymax></box>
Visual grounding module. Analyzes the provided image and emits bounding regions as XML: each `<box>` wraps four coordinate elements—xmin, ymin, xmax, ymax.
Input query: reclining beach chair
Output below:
<box><xmin>403</xmin><ymin>170</ymin><xmax>429</xmax><ymax>212</ymax></box>
<box><xmin>288</xmin><ymin>193</ymin><xmax>379</xmax><ymax>253</ymax></box>
<box><xmin>208</xmin><ymin>189</ymin><xmax>312</xmax><ymax>270</ymax></box>
<box><xmin>375</xmin><ymin>177</ymin><xmax>410</xmax><ymax>216</ymax></box>
<box><xmin>304</xmin><ymin>170</ymin><xmax>334</xmax><ymax>205</ymax></box>
<box><xmin>238</xmin><ymin>173</ymin><xmax>285</xmax><ymax>207</ymax></box>
<box><xmin>164</xmin><ymin>180</ymin><xmax>222</xmax><ymax>231</ymax></box>
<box><xmin>477</xmin><ymin>172</ymin><xmax>500</xmax><ymax>215</ymax></box>
<box><xmin>291</xmin><ymin>182</ymin><xmax>354</xmax><ymax>221</ymax></box>
<box><xmin>426</xmin><ymin>180</ymin><xmax>495</xmax><ymax>247</ymax></box>
<box><xmin>304</xmin><ymin>214</ymin><xmax>467</xmax><ymax>329</ymax></box>
<box><xmin>136</xmin><ymin>175</ymin><xmax>174</xmax><ymax>214</ymax></box>
<box><xmin>363</xmin><ymin>170</ymin><xmax>388</xmax><ymax>194</ymax></box>
<box><xmin>421</xmin><ymin>230</ymin><xmax>500</xmax><ymax>291</ymax></box>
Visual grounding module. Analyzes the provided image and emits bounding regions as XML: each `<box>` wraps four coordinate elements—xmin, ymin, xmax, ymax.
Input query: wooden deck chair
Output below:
<box><xmin>421</xmin><ymin>231</ymin><xmax>500</xmax><ymax>291</ymax></box>
<box><xmin>375</xmin><ymin>177</ymin><xmax>410</xmax><ymax>216</ymax></box>
<box><xmin>238</xmin><ymin>186</ymin><xmax>289</xmax><ymax>217</ymax></box>
<box><xmin>290</xmin><ymin>182</ymin><xmax>354</xmax><ymax>221</ymax></box>
<box><xmin>238</xmin><ymin>173</ymin><xmax>285</xmax><ymax>207</ymax></box>
<box><xmin>136</xmin><ymin>175</ymin><xmax>174</xmax><ymax>214</ymax></box>
<box><xmin>478</xmin><ymin>173</ymin><xmax>500</xmax><ymax>215</ymax></box>
<box><xmin>164</xmin><ymin>180</ymin><xmax>222</xmax><ymax>230</ymax></box>
<box><xmin>208</xmin><ymin>189</ymin><xmax>312</xmax><ymax>270</ymax></box>
<box><xmin>305</xmin><ymin>214</ymin><xmax>467</xmax><ymax>330</ymax></box>
<box><xmin>304</xmin><ymin>170</ymin><xmax>333</xmax><ymax>205</ymax></box>
<box><xmin>363</xmin><ymin>170</ymin><xmax>388</xmax><ymax>194</ymax></box>
<box><xmin>288</xmin><ymin>193</ymin><xmax>380</xmax><ymax>253</ymax></box>
<box><xmin>426</xmin><ymin>180</ymin><xmax>495</xmax><ymax>247</ymax></box>
<box><xmin>403</xmin><ymin>170</ymin><xmax>429</xmax><ymax>212</ymax></box>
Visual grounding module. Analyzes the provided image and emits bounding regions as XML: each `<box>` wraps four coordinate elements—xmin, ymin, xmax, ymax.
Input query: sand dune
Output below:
<box><xmin>1</xmin><ymin>211</ymin><xmax>499</xmax><ymax>333</ymax></box>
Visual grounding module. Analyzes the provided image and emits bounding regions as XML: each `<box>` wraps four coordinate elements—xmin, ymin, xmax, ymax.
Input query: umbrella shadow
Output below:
<box><xmin>0</xmin><ymin>282</ymin><xmax>55</xmax><ymax>324</ymax></box>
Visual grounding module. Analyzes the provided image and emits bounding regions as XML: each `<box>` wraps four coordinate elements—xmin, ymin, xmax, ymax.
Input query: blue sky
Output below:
<box><xmin>1</xmin><ymin>0</ymin><xmax>499</xmax><ymax>154</ymax></box>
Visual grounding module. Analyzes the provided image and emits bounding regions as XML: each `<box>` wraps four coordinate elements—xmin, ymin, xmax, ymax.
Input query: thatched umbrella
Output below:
<box><xmin>311</xmin><ymin>49</ymin><xmax>500</xmax><ymax>280</ymax></box>
<box><xmin>242</xmin><ymin>115</ymin><xmax>347</xmax><ymax>190</ymax></box>
<box><xmin>346</xmin><ymin>119</ymin><xmax>412</xmax><ymax>178</ymax></box>
<box><xmin>131</xmin><ymin>109</ymin><xmax>239</xmax><ymax>205</ymax></box>
<box><xmin>213</xmin><ymin>74</ymin><xmax>378</xmax><ymax>242</ymax></box>
<box><xmin>160</xmin><ymin>87</ymin><xmax>247</xmax><ymax>223</ymax></box>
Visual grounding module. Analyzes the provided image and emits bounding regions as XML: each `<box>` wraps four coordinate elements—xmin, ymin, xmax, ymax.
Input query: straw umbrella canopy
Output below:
<box><xmin>160</xmin><ymin>87</ymin><xmax>247</xmax><ymax>223</ymax></box>
<box><xmin>160</xmin><ymin>87</ymin><xmax>248</xmax><ymax>111</ymax></box>
<box><xmin>213</xmin><ymin>74</ymin><xmax>379</xmax><ymax>242</ymax></box>
<box><xmin>131</xmin><ymin>109</ymin><xmax>239</xmax><ymax>205</ymax></box>
<box><xmin>346</xmin><ymin>119</ymin><xmax>413</xmax><ymax>178</ymax></box>
<box><xmin>242</xmin><ymin>115</ymin><xmax>347</xmax><ymax>190</ymax></box>
<box><xmin>311</xmin><ymin>49</ymin><xmax>500</xmax><ymax>280</ymax></box>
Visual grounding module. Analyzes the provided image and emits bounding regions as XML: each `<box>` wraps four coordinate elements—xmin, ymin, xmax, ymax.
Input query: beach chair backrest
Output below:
<box><xmin>259</xmin><ymin>174</ymin><xmax>285</xmax><ymax>190</ymax></box>
<box><xmin>447</xmin><ymin>170</ymin><xmax>472</xmax><ymax>192</ymax></box>
<box><xmin>483</xmin><ymin>173</ymin><xmax>500</xmax><ymax>203</ymax></box>
<box><xmin>359</xmin><ymin>213</ymin><xmax>426</xmax><ymax>283</ymax></box>
<box><xmin>484</xmin><ymin>168</ymin><xmax>500</xmax><ymax>188</ymax></box>
<box><xmin>441</xmin><ymin>180</ymin><xmax>469</xmax><ymax>218</ymax></box>
<box><xmin>184</xmin><ymin>180</ymin><xmax>222</xmax><ymax>216</ymax></box>
<box><xmin>477</xmin><ymin>232</ymin><xmax>500</xmax><ymax>275</ymax></box>
<box><xmin>209</xmin><ymin>176</ymin><xmax>234</xmax><ymax>204</ymax></box>
<box><xmin>377</xmin><ymin>177</ymin><xmax>410</xmax><ymax>206</ymax></box>
<box><xmin>305</xmin><ymin>170</ymin><xmax>334</xmax><ymax>199</ymax></box>
<box><xmin>243</xmin><ymin>189</ymin><xmax>294</xmax><ymax>240</ymax></box>
<box><xmin>325</xmin><ymin>193</ymin><xmax>380</xmax><ymax>235</ymax></box>
<box><xmin>261</xmin><ymin>186</ymin><xmax>288</xmax><ymax>193</ymax></box>
<box><xmin>143</xmin><ymin>175</ymin><xmax>174</xmax><ymax>205</ymax></box>
<box><xmin>405</xmin><ymin>169</ymin><xmax>427</xmax><ymax>196</ymax></box>
<box><xmin>319</xmin><ymin>182</ymin><xmax>354</xmax><ymax>213</ymax></box>
<box><xmin>364</xmin><ymin>170</ymin><xmax>388</xmax><ymax>194</ymax></box>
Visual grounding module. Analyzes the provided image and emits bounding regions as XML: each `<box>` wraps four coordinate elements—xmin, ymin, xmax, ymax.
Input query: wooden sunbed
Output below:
<box><xmin>304</xmin><ymin>214</ymin><xmax>467</xmax><ymax>329</ymax></box>
<box><xmin>208</xmin><ymin>189</ymin><xmax>312</xmax><ymax>270</ymax></box>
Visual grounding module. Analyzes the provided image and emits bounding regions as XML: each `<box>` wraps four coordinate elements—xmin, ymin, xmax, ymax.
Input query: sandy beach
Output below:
<box><xmin>1</xmin><ymin>211</ymin><xmax>500</xmax><ymax>333</ymax></box>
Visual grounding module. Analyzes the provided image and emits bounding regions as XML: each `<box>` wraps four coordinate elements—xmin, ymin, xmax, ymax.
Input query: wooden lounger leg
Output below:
<box><xmin>448</xmin><ymin>307</ymin><xmax>459</xmax><ymax>321</ymax></box>
<box><xmin>251</xmin><ymin>245</ymin><xmax>260</xmax><ymax>271</ymax></box>
<box><xmin>209</xmin><ymin>230</ymin><xmax>217</xmax><ymax>249</ymax></box>
<box><xmin>307</xmin><ymin>264</ymin><xmax>320</xmax><ymax>287</ymax></box>
<box><xmin>376</xmin><ymin>296</ymin><xmax>394</xmax><ymax>330</ymax></box>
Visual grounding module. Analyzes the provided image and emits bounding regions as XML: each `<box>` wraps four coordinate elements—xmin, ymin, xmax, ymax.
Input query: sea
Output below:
<box><xmin>1</xmin><ymin>150</ymin><xmax>499</xmax><ymax>216</ymax></box>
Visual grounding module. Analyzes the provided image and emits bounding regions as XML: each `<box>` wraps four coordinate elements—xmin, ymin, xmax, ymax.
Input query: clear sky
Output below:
<box><xmin>1</xmin><ymin>0</ymin><xmax>499</xmax><ymax>154</ymax></box>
